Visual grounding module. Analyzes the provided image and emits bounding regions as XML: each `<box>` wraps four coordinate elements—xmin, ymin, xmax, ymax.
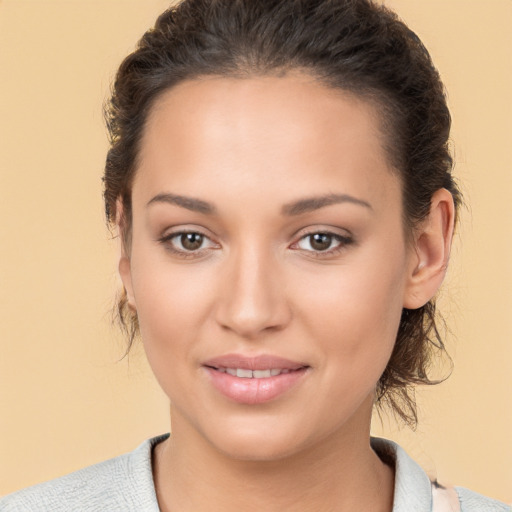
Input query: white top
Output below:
<box><xmin>1</xmin><ymin>434</ymin><xmax>509</xmax><ymax>511</ymax></box>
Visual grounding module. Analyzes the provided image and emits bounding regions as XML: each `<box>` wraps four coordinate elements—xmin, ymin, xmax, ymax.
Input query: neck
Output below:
<box><xmin>153</xmin><ymin>405</ymin><xmax>394</xmax><ymax>512</ymax></box>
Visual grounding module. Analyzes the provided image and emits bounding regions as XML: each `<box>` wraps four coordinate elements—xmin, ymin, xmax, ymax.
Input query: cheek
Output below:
<box><xmin>135</xmin><ymin>274</ymin><xmax>200</xmax><ymax>337</ymax></box>
<box><xmin>291</xmin><ymin>248</ymin><xmax>407</xmax><ymax>376</ymax></box>
<box><xmin>129</xmin><ymin>250</ymin><xmax>216</xmax><ymax>385</ymax></box>
<box><xmin>132</xmin><ymin>241</ymin><xmax>215</xmax><ymax>321</ymax></box>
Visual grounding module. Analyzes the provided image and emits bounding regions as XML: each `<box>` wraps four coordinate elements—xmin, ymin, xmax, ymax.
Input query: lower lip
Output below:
<box><xmin>204</xmin><ymin>367</ymin><xmax>309</xmax><ymax>405</ymax></box>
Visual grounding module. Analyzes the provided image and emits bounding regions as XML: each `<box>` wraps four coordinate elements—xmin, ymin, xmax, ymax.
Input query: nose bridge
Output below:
<box><xmin>216</xmin><ymin>238</ymin><xmax>289</xmax><ymax>338</ymax></box>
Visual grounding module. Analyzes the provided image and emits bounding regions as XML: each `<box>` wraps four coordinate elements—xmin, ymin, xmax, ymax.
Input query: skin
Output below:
<box><xmin>119</xmin><ymin>74</ymin><xmax>454</xmax><ymax>512</ymax></box>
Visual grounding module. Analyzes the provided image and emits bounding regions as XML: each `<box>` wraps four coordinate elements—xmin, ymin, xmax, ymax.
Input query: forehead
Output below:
<box><xmin>134</xmin><ymin>74</ymin><xmax>399</xmax><ymax>209</ymax></box>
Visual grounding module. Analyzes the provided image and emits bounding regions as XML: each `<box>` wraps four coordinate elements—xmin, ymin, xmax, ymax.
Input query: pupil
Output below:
<box><xmin>181</xmin><ymin>233</ymin><xmax>203</xmax><ymax>250</ymax></box>
<box><xmin>310</xmin><ymin>233</ymin><xmax>332</xmax><ymax>251</ymax></box>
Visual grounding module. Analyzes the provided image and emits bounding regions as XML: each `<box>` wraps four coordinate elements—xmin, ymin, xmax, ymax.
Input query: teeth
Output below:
<box><xmin>253</xmin><ymin>369</ymin><xmax>271</xmax><ymax>378</ymax></box>
<box><xmin>219</xmin><ymin>368</ymin><xmax>294</xmax><ymax>378</ymax></box>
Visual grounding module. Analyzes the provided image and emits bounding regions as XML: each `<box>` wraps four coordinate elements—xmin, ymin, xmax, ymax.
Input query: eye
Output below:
<box><xmin>159</xmin><ymin>230</ymin><xmax>218</xmax><ymax>255</ymax></box>
<box><xmin>295</xmin><ymin>232</ymin><xmax>352</xmax><ymax>253</ymax></box>
<box><xmin>176</xmin><ymin>232</ymin><xmax>206</xmax><ymax>251</ymax></box>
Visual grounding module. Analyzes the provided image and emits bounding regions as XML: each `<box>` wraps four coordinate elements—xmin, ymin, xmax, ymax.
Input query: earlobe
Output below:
<box><xmin>403</xmin><ymin>188</ymin><xmax>455</xmax><ymax>309</ymax></box>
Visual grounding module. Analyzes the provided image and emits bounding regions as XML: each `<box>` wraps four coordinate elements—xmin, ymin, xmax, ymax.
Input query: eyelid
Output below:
<box><xmin>158</xmin><ymin>224</ymin><xmax>217</xmax><ymax>241</ymax></box>
<box><xmin>291</xmin><ymin>225</ymin><xmax>353</xmax><ymax>242</ymax></box>
<box><xmin>289</xmin><ymin>227</ymin><xmax>354</xmax><ymax>256</ymax></box>
<box><xmin>157</xmin><ymin>226</ymin><xmax>221</xmax><ymax>258</ymax></box>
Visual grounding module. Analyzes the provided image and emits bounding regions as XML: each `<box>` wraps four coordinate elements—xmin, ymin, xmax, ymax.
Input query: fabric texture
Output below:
<box><xmin>1</xmin><ymin>434</ymin><xmax>509</xmax><ymax>512</ymax></box>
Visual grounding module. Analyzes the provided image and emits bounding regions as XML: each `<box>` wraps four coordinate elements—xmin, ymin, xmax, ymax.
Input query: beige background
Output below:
<box><xmin>0</xmin><ymin>0</ymin><xmax>510</xmax><ymax>502</ymax></box>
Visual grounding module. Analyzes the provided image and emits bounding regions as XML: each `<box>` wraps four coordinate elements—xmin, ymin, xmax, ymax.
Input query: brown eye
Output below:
<box><xmin>295</xmin><ymin>231</ymin><xmax>352</xmax><ymax>254</ymax></box>
<box><xmin>159</xmin><ymin>230</ymin><xmax>218</xmax><ymax>257</ymax></box>
<box><xmin>309</xmin><ymin>233</ymin><xmax>333</xmax><ymax>251</ymax></box>
<box><xmin>180</xmin><ymin>233</ymin><xmax>204</xmax><ymax>251</ymax></box>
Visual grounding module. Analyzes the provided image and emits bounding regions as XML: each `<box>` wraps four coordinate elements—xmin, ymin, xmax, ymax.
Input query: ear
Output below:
<box><xmin>116</xmin><ymin>199</ymin><xmax>136</xmax><ymax>311</ymax></box>
<box><xmin>403</xmin><ymin>188</ymin><xmax>456</xmax><ymax>309</ymax></box>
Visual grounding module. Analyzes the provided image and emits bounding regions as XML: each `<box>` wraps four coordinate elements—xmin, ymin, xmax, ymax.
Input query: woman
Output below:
<box><xmin>1</xmin><ymin>0</ymin><xmax>509</xmax><ymax>510</ymax></box>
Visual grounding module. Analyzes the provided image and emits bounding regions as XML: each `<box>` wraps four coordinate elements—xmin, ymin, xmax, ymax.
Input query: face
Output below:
<box><xmin>120</xmin><ymin>74</ymin><xmax>419</xmax><ymax>461</ymax></box>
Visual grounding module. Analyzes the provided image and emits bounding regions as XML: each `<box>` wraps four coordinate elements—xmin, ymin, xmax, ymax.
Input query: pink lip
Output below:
<box><xmin>202</xmin><ymin>353</ymin><xmax>309</xmax><ymax>405</ymax></box>
<box><xmin>203</xmin><ymin>353</ymin><xmax>306</xmax><ymax>371</ymax></box>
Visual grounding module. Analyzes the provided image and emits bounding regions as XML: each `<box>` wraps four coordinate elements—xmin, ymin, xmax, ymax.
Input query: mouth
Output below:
<box><xmin>202</xmin><ymin>354</ymin><xmax>310</xmax><ymax>404</ymax></box>
<box><xmin>203</xmin><ymin>353</ymin><xmax>307</xmax><ymax>372</ymax></box>
<box><xmin>205</xmin><ymin>366</ymin><xmax>306</xmax><ymax>378</ymax></box>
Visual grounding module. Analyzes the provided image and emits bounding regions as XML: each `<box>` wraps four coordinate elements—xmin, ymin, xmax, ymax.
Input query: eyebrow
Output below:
<box><xmin>146</xmin><ymin>192</ymin><xmax>371</xmax><ymax>216</ymax></box>
<box><xmin>282</xmin><ymin>194</ymin><xmax>372</xmax><ymax>216</ymax></box>
<box><xmin>146</xmin><ymin>193</ymin><xmax>216</xmax><ymax>215</ymax></box>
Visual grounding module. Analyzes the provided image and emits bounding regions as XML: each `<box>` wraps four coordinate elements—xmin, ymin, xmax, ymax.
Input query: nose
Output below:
<box><xmin>214</xmin><ymin>243</ymin><xmax>292</xmax><ymax>339</ymax></box>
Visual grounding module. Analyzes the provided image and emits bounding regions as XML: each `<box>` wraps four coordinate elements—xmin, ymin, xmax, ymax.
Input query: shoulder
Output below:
<box><xmin>0</xmin><ymin>434</ymin><xmax>169</xmax><ymax>512</ymax></box>
<box><xmin>456</xmin><ymin>487</ymin><xmax>511</xmax><ymax>512</ymax></box>
<box><xmin>371</xmin><ymin>437</ymin><xmax>511</xmax><ymax>512</ymax></box>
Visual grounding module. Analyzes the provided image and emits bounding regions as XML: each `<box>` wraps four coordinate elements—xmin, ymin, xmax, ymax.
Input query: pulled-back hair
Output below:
<box><xmin>104</xmin><ymin>0</ymin><xmax>461</xmax><ymax>426</ymax></box>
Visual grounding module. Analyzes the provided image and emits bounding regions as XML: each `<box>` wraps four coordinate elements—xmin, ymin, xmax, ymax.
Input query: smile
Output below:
<box><xmin>212</xmin><ymin>368</ymin><xmax>297</xmax><ymax>378</ymax></box>
<box><xmin>202</xmin><ymin>354</ymin><xmax>310</xmax><ymax>404</ymax></box>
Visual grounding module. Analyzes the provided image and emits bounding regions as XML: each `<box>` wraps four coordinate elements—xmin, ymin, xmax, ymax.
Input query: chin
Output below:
<box><xmin>199</xmin><ymin>412</ymin><xmax>330</xmax><ymax>463</ymax></box>
<box><xmin>182</xmin><ymin>409</ymin><xmax>300</xmax><ymax>462</ymax></box>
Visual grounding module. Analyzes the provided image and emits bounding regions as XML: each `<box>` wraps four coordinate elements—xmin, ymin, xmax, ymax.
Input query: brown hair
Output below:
<box><xmin>104</xmin><ymin>0</ymin><xmax>461</xmax><ymax>426</ymax></box>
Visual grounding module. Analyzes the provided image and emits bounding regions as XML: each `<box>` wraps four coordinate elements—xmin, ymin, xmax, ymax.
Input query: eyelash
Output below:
<box><xmin>158</xmin><ymin>230</ymin><xmax>219</xmax><ymax>259</ymax></box>
<box><xmin>291</xmin><ymin>231</ymin><xmax>354</xmax><ymax>257</ymax></box>
<box><xmin>157</xmin><ymin>229</ymin><xmax>354</xmax><ymax>259</ymax></box>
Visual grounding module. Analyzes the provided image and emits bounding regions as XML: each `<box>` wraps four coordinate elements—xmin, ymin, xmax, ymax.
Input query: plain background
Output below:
<box><xmin>0</xmin><ymin>0</ymin><xmax>510</xmax><ymax>502</ymax></box>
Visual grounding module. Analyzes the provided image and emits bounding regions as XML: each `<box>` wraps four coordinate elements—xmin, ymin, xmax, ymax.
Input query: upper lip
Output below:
<box><xmin>203</xmin><ymin>353</ymin><xmax>308</xmax><ymax>371</ymax></box>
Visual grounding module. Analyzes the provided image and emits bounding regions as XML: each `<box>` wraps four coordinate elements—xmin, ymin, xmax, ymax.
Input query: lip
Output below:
<box><xmin>202</xmin><ymin>353</ymin><xmax>310</xmax><ymax>405</ymax></box>
<box><xmin>203</xmin><ymin>353</ymin><xmax>307</xmax><ymax>371</ymax></box>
